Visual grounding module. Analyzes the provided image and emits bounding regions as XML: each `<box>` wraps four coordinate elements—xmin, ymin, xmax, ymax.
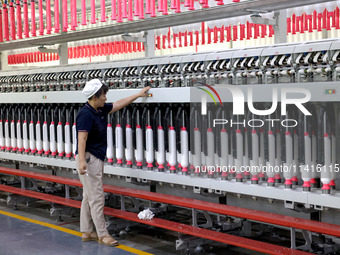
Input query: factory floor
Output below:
<box><xmin>0</xmin><ymin>195</ymin><xmax>264</xmax><ymax>255</ymax></box>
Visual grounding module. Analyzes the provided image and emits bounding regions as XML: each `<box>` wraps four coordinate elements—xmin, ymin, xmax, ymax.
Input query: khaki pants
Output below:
<box><xmin>76</xmin><ymin>152</ymin><xmax>109</xmax><ymax>237</ymax></box>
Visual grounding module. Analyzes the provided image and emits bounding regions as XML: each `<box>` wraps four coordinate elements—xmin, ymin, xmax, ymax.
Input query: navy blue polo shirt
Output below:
<box><xmin>76</xmin><ymin>102</ymin><xmax>113</xmax><ymax>161</ymax></box>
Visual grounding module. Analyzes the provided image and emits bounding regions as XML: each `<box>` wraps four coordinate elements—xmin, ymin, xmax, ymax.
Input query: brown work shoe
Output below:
<box><xmin>82</xmin><ymin>231</ymin><xmax>98</xmax><ymax>242</ymax></box>
<box><xmin>98</xmin><ymin>235</ymin><xmax>119</xmax><ymax>247</ymax></box>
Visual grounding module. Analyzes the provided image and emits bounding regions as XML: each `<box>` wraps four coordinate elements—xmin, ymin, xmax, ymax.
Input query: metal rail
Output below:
<box><xmin>1</xmin><ymin>166</ymin><xmax>340</xmax><ymax>238</ymax></box>
<box><xmin>0</xmin><ymin>183</ymin><xmax>311</xmax><ymax>254</ymax></box>
<box><xmin>1</xmin><ymin>152</ymin><xmax>340</xmax><ymax>209</ymax></box>
<box><xmin>0</xmin><ymin>0</ymin><xmax>335</xmax><ymax>51</ymax></box>
<box><xmin>0</xmin><ymin>82</ymin><xmax>338</xmax><ymax>103</ymax></box>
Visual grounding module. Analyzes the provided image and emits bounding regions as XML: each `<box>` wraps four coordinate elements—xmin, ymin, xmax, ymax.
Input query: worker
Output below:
<box><xmin>76</xmin><ymin>79</ymin><xmax>150</xmax><ymax>246</ymax></box>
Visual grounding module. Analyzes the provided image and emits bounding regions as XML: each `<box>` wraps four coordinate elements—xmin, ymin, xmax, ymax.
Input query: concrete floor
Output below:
<box><xmin>0</xmin><ymin>213</ymin><xmax>139</xmax><ymax>255</ymax></box>
<box><xmin>0</xmin><ymin>192</ymin><xmax>265</xmax><ymax>255</ymax></box>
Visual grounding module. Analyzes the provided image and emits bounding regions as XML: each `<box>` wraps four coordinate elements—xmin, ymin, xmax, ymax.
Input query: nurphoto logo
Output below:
<box><xmin>197</xmin><ymin>84</ymin><xmax>311</xmax><ymax>116</ymax></box>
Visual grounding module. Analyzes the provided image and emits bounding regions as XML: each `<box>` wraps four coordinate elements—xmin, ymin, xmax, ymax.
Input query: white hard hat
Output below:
<box><xmin>82</xmin><ymin>79</ymin><xmax>102</xmax><ymax>99</ymax></box>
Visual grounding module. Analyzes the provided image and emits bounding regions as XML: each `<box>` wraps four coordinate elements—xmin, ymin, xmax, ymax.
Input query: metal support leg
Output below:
<box><xmin>274</xmin><ymin>10</ymin><xmax>287</xmax><ymax>44</ymax></box>
<box><xmin>129</xmin><ymin>197</ymin><xmax>140</xmax><ymax>212</ymax></box>
<box><xmin>65</xmin><ymin>184</ymin><xmax>70</xmax><ymax>199</ymax></box>
<box><xmin>190</xmin><ymin>209</ymin><xmax>213</xmax><ymax>228</ymax></box>
<box><xmin>58</xmin><ymin>43</ymin><xmax>68</xmax><ymax>65</ymax></box>
<box><xmin>291</xmin><ymin>227</ymin><xmax>297</xmax><ymax>249</ymax></box>
<box><xmin>144</xmin><ymin>30</ymin><xmax>155</xmax><ymax>58</ymax></box>
<box><xmin>29</xmin><ymin>179</ymin><xmax>39</xmax><ymax>191</ymax></box>
<box><xmin>298</xmin><ymin>229</ymin><xmax>312</xmax><ymax>251</ymax></box>
<box><xmin>0</xmin><ymin>52</ymin><xmax>8</xmax><ymax>70</ymax></box>
<box><xmin>291</xmin><ymin>227</ymin><xmax>312</xmax><ymax>251</ymax></box>
<box><xmin>200</xmin><ymin>210</ymin><xmax>213</xmax><ymax>228</ymax></box>
<box><xmin>20</xmin><ymin>177</ymin><xmax>26</xmax><ymax>189</ymax></box>
<box><xmin>192</xmin><ymin>208</ymin><xmax>198</xmax><ymax>227</ymax></box>
<box><xmin>120</xmin><ymin>195</ymin><xmax>126</xmax><ymax>211</ymax></box>
<box><xmin>0</xmin><ymin>52</ymin><xmax>3</xmax><ymax>70</ymax></box>
<box><xmin>242</xmin><ymin>220</ymin><xmax>252</xmax><ymax>237</ymax></box>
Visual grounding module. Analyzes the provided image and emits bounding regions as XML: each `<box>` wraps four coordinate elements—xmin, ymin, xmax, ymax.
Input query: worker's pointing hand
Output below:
<box><xmin>138</xmin><ymin>86</ymin><xmax>151</xmax><ymax>97</ymax></box>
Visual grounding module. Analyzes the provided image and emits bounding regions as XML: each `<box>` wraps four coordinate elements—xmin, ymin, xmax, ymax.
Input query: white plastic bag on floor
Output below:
<box><xmin>138</xmin><ymin>208</ymin><xmax>154</xmax><ymax>220</ymax></box>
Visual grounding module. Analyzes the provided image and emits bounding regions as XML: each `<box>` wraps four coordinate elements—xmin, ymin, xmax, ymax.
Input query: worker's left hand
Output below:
<box><xmin>138</xmin><ymin>86</ymin><xmax>151</xmax><ymax>97</ymax></box>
